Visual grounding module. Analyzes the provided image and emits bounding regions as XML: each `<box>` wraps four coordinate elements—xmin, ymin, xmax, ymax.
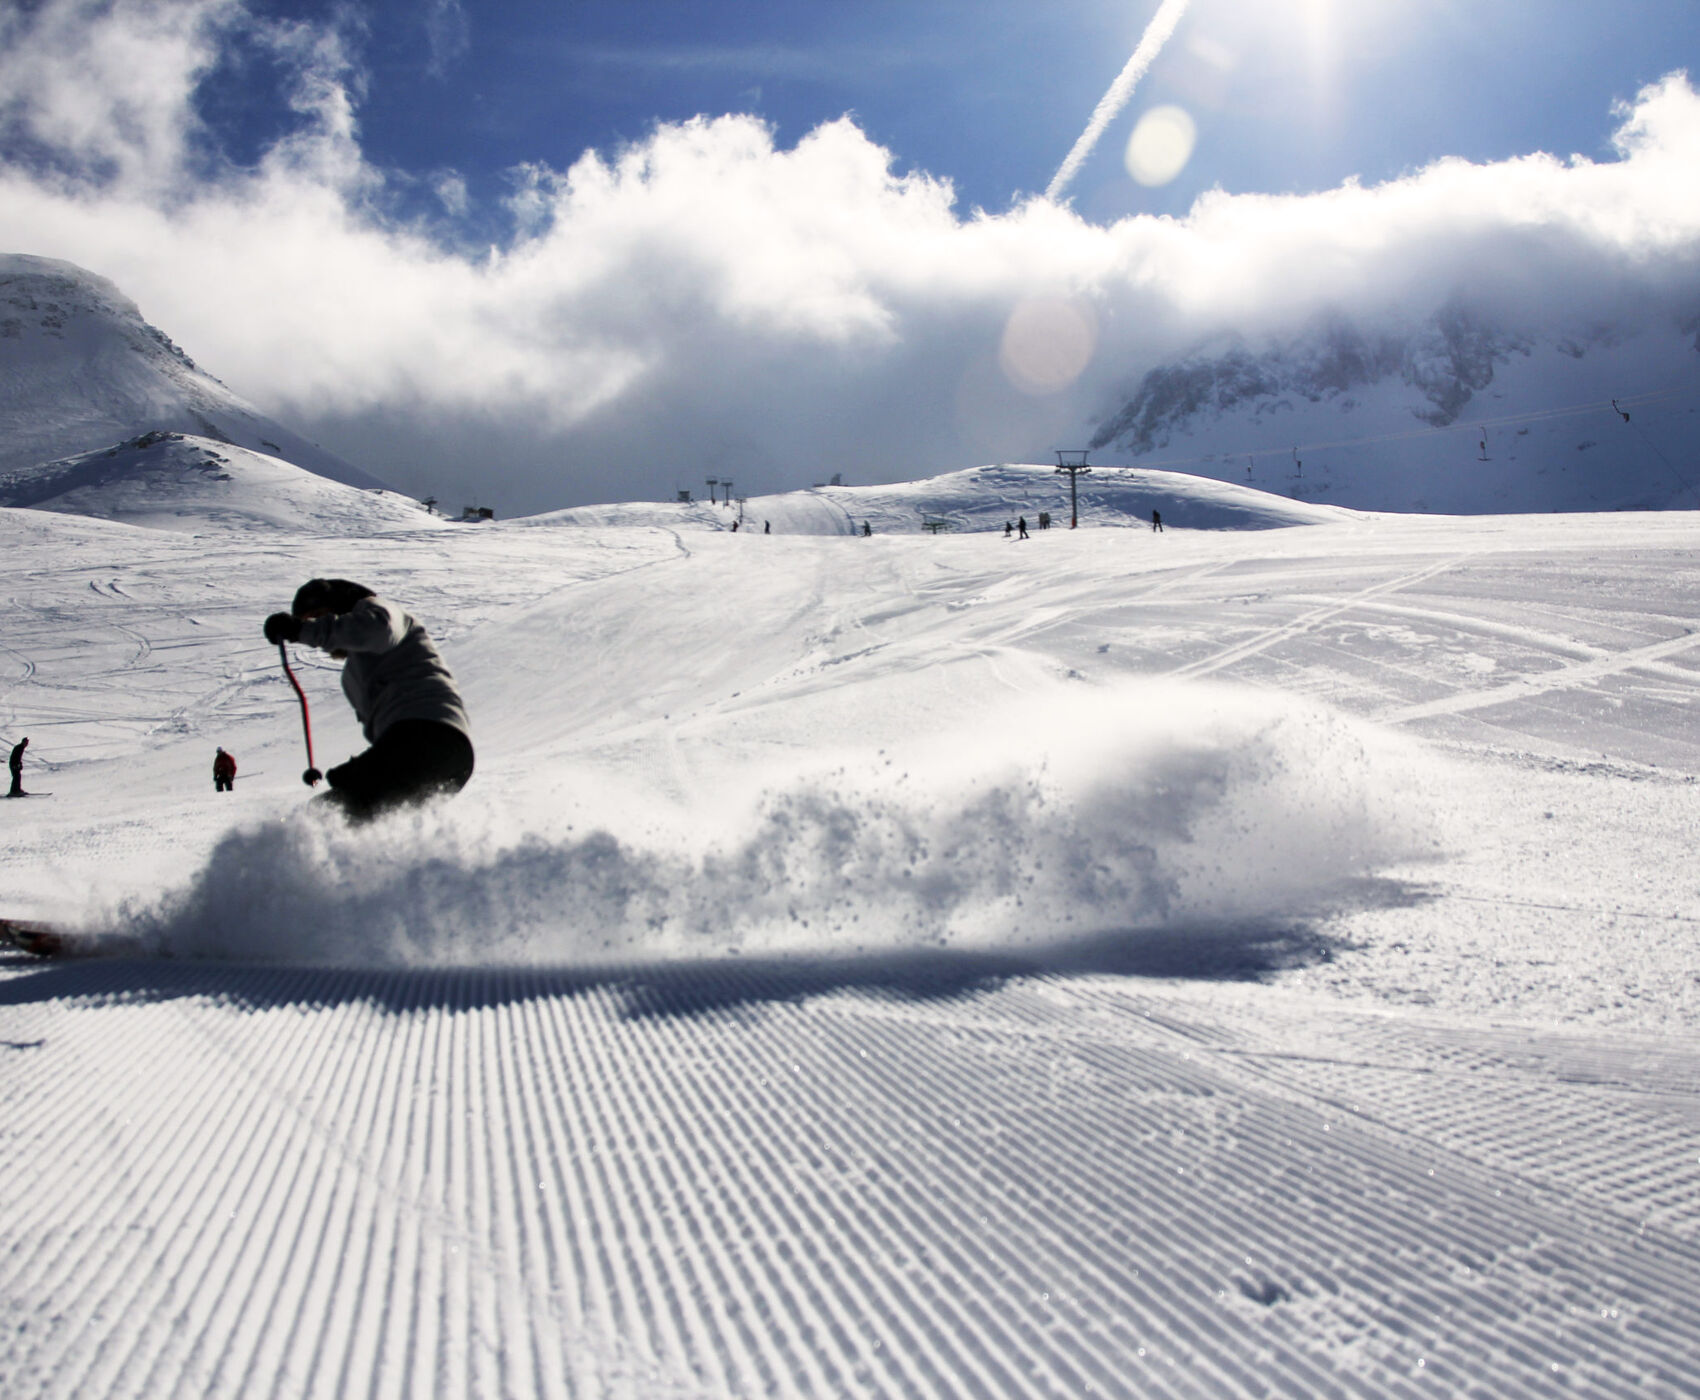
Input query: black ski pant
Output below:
<box><xmin>319</xmin><ymin>719</ymin><xmax>474</xmax><ymax>824</ymax></box>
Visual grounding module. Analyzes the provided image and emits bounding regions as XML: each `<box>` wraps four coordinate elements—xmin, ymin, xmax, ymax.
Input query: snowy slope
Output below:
<box><xmin>1092</xmin><ymin>312</ymin><xmax>1700</xmax><ymax>514</ymax></box>
<box><xmin>0</xmin><ymin>430</ymin><xmax>438</xmax><ymax>535</ymax></box>
<box><xmin>0</xmin><ymin>254</ymin><xmax>387</xmax><ymax>489</ymax></box>
<box><xmin>4</xmin><ymin>493</ymin><xmax>1700</xmax><ymax>1396</ymax></box>
<box><xmin>530</xmin><ymin>461</ymin><xmax>1351</xmax><ymax>536</ymax></box>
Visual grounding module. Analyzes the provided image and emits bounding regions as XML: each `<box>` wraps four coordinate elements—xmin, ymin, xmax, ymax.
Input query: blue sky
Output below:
<box><xmin>206</xmin><ymin>0</ymin><xmax>1700</xmax><ymax>226</ymax></box>
<box><xmin>1</xmin><ymin>0</ymin><xmax>1698</xmax><ymax>511</ymax></box>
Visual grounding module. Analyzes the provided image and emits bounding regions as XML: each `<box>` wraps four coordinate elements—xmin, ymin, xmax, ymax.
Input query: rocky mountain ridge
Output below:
<box><xmin>1090</xmin><ymin>305</ymin><xmax>1700</xmax><ymax>513</ymax></box>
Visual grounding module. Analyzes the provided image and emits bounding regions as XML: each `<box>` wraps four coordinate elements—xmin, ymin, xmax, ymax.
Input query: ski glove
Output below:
<box><xmin>264</xmin><ymin>612</ymin><xmax>302</xmax><ymax>644</ymax></box>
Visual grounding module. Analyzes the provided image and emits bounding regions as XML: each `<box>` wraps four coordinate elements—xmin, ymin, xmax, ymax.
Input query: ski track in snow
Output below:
<box><xmin>5</xmin><ymin>500</ymin><xmax>1700</xmax><ymax>1396</ymax></box>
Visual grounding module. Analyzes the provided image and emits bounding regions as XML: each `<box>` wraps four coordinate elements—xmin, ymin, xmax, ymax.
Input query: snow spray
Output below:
<box><xmin>117</xmin><ymin>680</ymin><xmax>1437</xmax><ymax>967</ymax></box>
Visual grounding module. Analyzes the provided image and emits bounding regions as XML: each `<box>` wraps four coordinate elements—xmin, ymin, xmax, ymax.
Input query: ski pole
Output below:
<box><xmin>278</xmin><ymin>643</ymin><xmax>324</xmax><ymax>786</ymax></box>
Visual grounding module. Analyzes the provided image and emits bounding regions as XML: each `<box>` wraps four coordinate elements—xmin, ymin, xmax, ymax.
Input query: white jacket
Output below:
<box><xmin>298</xmin><ymin>596</ymin><xmax>471</xmax><ymax>744</ymax></box>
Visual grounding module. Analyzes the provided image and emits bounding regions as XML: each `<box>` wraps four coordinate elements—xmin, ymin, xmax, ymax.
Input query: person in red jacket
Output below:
<box><xmin>213</xmin><ymin>747</ymin><xmax>237</xmax><ymax>792</ymax></box>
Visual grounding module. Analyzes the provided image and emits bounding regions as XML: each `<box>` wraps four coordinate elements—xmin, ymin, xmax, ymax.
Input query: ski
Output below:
<box><xmin>0</xmin><ymin>917</ymin><xmax>138</xmax><ymax>959</ymax></box>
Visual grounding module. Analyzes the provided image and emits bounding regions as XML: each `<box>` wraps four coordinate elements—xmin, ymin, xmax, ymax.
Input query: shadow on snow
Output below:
<box><xmin>0</xmin><ymin>881</ymin><xmax>1427</xmax><ymax>1017</ymax></box>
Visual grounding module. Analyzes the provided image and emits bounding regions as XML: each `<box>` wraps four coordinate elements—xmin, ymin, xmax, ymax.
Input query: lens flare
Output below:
<box><xmin>998</xmin><ymin>298</ymin><xmax>1098</xmax><ymax>396</ymax></box>
<box><xmin>1124</xmin><ymin>104</ymin><xmax>1198</xmax><ymax>186</ymax></box>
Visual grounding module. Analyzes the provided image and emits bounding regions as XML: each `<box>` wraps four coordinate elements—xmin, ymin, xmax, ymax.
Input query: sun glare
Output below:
<box><xmin>1297</xmin><ymin>0</ymin><xmax>1342</xmax><ymax>74</ymax></box>
<box><xmin>1124</xmin><ymin>104</ymin><xmax>1199</xmax><ymax>186</ymax></box>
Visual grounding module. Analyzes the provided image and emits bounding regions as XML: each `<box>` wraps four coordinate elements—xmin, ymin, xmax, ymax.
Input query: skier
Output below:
<box><xmin>213</xmin><ymin>746</ymin><xmax>237</xmax><ymax>793</ymax></box>
<box><xmin>1004</xmin><ymin>521</ymin><xmax>1013</xmax><ymax>538</ymax></box>
<box><xmin>7</xmin><ymin>736</ymin><xmax>26</xmax><ymax>797</ymax></box>
<box><xmin>263</xmin><ymin>580</ymin><xmax>474</xmax><ymax>823</ymax></box>
<box><xmin>1151</xmin><ymin>509</ymin><xmax>1163</xmax><ymax>533</ymax></box>
<box><xmin>1017</xmin><ymin>516</ymin><xmax>1029</xmax><ymax>539</ymax></box>
<box><xmin>861</xmin><ymin>521</ymin><xmax>871</xmax><ymax>537</ymax></box>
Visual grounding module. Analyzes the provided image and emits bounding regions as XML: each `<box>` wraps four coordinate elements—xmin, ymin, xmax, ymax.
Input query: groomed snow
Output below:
<box><xmin>3</xmin><ymin>470</ymin><xmax>1699</xmax><ymax>1397</ymax></box>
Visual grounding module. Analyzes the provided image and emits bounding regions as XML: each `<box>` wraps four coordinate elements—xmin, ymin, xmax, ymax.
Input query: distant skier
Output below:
<box><xmin>263</xmin><ymin>580</ymin><xmax>474</xmax><ymax>823</ymax></box>
<box><xmin>1151</xmin><ymin>509</ymin><xmax>1163</xmax><ymax>533</ymax></box>
<box><xmin>1004</xmin><ymin>521</ymin><xmax>1013</xmax><ymax>538</ymax></box>
<box><xmin>764</xmin><ymin>520</ymin><xmax>771</xmax><ymax>534</ymax></box>
<box><xmin>213</xmin><ymin>747</ymin><xmax>237</xmax><ymax>793</ymax></box>
<box><xmin>1017</xmin><ymin>516</ymin><xmax>1029</xmax><ymax>539</ymax></box>
<box><xmin>861</xmin><ymin>521</ymin><xmax>871</xmax><ymax>537</ymax></box>
<box><xmin>7</xmin><ymin>736</ymin><xmax>26</xmax><ymax>797</ymax></box>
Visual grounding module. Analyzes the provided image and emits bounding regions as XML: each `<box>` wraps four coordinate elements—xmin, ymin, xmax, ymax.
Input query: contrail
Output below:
<box><xmin>1046</xmin><ymin>0</ymin><xmax>1193</xmax><ymax>203</ymax></box>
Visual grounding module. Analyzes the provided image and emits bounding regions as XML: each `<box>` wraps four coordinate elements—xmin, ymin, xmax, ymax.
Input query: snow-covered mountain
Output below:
<box><xmin>0</xmin><ymin>429</ymin><xmax>437</xmax><ymax>535</ymax></box>
<box><xmin>0</xmin><ymin>253</ymin><xmax>388</xmax><ymax>491</ymax></box>
<box><xmin>1091</xmin><ymin>307</ymin><xmax>1700</xmax><ymax>513</ymax></box>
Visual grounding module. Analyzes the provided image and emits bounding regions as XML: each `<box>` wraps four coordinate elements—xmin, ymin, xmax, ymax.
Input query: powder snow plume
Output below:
<box><xmin>113</xmin><ymin>682</ymin><xmax>1433</xmax><ymax>967</ymax></box>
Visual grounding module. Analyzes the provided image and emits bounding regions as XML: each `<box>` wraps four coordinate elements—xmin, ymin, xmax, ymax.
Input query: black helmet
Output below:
<box><xmin>291</xmin><ymin>578</ymin><xmax>375</xmax><ymax>617</ymax></box>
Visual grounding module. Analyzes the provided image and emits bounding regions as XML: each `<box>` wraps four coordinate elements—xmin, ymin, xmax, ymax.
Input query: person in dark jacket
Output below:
<box><xmin>213</xmin><ymin>747</ymin><xmax>237</xmax><ymax>792</ymax></box>
<box><xmin>7</xmin><ymin>736</ymin><xmax>26</xmax><ymax>797</ymax></box>
<box><xmin>263</xmin><ymin>579</ymin><xmax>474</xmax><ymax>822</ymax></box>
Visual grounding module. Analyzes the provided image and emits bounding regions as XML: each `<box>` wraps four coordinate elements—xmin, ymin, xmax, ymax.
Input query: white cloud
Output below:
<box><xmin>423</xmin><ymin>0</ymin><xmax>469</xmax><ymax>79</ymax></box>
<box><xmin>568</xmin><ymin>41</ymin><xmax>918</xmax><ymax>82</ymax></box>
<box><xmin>1</xmin><ymin>1</ymin><xmax>1697</xmax><ymax>513</ymax></box>
<box><xmin>0</xmin><ymin>0</ymin><xmax>237</xmax><ymax>192</ymax></box>
<box><xmin>430</xmin><ymin>169</ymin><xmax>469</xmax><ymax>218</ymax></box>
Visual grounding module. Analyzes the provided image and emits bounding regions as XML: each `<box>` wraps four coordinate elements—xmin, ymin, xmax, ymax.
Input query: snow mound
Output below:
<box><xmin>0</xmin><ymin>253</ymin><xmax>386</xmax><ymax>489</ymax></box>
<box><xmin>0</xmin><ymin>430</ymin><xmax>438</xmax><ymax>534</ymax></box>
<box><xmin>521</xmin><ymin>462</ymin><xmax>1354</xmax><ymax>535</ymax></box>
<box><xmin>115</xmin><ymin>682</ymin><xmax>1432</xmax><ymax>967</ymax></box>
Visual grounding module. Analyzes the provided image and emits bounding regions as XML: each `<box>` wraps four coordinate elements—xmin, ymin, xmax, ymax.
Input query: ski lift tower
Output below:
<box><xmin>1054</xmin><ymin>450</ymin><xmax>1092</xmax><ymax>529</ymax></box>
